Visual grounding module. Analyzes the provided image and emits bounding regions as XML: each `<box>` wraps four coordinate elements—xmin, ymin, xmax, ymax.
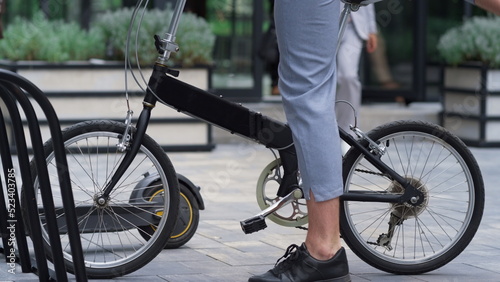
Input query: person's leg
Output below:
<box><xmin>270</xmin><ymin>60</ymin><xmax>280</xmax><ymax>95</ymax></box>
<box><xmin>305</xmin><ymin>192</ymin><xmax>342</xmax><ymax>260</ymax></box>
<box><xmin>368</xmin><ymin>33</ymin><xmax>400</xmax><ymax>89</ymax></box>
<box><xmin>263</xmin><ymin>0</ymin><xmax>347</xmax><ymax>275</ymax></box>
<box><xmin>249</xmin><ymin>2</ymin><xmax>350</xmax><ymax>280</ymax></box>
<box><xmin>275</xmin><ymin>0</ymin><xmax>342</xmax><ymax>203</ymax></box>
<box><xmin>336</xmin><ymin>23</ymin><xmax>363</xmax><ymax>135</ymax></box>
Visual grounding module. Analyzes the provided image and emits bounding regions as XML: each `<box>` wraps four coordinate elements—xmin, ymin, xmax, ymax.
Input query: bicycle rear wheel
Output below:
<box><xmin>22</xmin><ymin>120</ymin><xmax>179</xmax><ymax>278</ymax></box>
<box><xmin>341</xmin><ymin>120</ymin><xmax>484</xmax><ymax>274</ymax></box>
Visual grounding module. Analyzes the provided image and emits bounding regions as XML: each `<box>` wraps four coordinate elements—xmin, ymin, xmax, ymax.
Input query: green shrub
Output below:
<box><xmin>0</xmin><ymin>12</ymin><xmax>106</xmax><ymax>62</ymax></box>
<box><xmin>0</xmin><ymin>8</ymin><xmax>215</xmax><ymax>67</ymax></box>
<box><xmin>427</xmin><ymin>17</ymin><xmax>462</xmax><ymax>63</ymax></box>
<box><xmin>437</xmin><ymin>16</ymin><xmax>500</xmax><ymax>67</ymax></box>
<box><xmin>94</xmin><ymin>8</ymin><xmax>215</xmax><ymax>67</ymax></box>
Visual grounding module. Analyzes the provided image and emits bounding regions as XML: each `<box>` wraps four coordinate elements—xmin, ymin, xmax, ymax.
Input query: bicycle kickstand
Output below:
<box><xmin>240</xmin><ymin>188</ymin><xmax>303</xmax><ymax>234</ymax></box>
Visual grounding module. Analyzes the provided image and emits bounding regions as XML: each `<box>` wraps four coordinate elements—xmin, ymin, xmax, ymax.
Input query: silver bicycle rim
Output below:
<box><xmin>343</xmin><ymin>131</ymin><xmax>475</xmax><ymax>265</ymax></box>
<box><xmin>256</xmin><ymin>159</ymin><xmax>308</xmax><ymax>227</ymax></box>
<box><xmin>34</xmin><ymin>131</ymin><xmax>171</xmax><ymax>269</ymax></box>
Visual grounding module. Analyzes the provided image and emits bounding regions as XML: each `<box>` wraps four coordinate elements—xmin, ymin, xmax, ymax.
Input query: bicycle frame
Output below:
<box><xmin>145</xmin><ymin>69</ymin><xmax>422</xmax><ymax>204</ymax></box>
<box><xmin>97</xmin><ymin>0</ymin><xmax>422</xmax><ymax>212</ymax></box>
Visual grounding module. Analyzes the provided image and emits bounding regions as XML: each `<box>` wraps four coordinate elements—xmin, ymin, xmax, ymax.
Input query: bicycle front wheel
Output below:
<box><xmin>22</xmin><ymin>120</ymin><xmax>179</xmax><ymax>279</ymax></box>
<box><xmin>341</xmin><ymin>120</ymin><xmax>484</xmax><ymax>274</ymax></box>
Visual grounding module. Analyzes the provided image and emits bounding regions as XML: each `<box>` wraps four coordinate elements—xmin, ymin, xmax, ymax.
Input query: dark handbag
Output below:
<box><xmin>258</xmin><ymin>25</ymin><xmax>279</xmax><ymax>64</ymax></box>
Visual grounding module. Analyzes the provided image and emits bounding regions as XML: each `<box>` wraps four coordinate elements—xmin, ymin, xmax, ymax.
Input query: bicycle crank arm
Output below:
<box><xmin>240</xmin><ymin>188</ymin><xmax>303</xmax><ymax>234</ymax></box>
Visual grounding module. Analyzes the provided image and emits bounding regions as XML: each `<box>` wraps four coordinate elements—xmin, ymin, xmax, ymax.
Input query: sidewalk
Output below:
<box><xmin>2</xmin><ymin>142</ymin><xmax>499</xmax><ymax>281</ymax></box>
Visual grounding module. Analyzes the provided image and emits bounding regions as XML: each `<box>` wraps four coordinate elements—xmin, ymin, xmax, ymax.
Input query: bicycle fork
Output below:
<box><xmin>95</xmin><ymin>70</ymin><xmax>162</xmax><ymax>204</ymax></box>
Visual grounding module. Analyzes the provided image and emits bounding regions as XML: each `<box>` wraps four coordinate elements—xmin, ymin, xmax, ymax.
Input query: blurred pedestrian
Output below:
<box><xmin>336</xmin><ymin>2</ymin><xmax>377</xmax><ymax>146</ymax></box>
<box><xmin>258</xmin><ymin>0</ymin><xmax>280</xmax><ymax>96</ymax></box>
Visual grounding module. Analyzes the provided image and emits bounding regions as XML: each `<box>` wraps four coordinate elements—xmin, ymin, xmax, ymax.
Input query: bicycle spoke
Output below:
<box><xmin>29</xmin><ymin>121</ymin><xmax>178</xmax><ymax>278</ymax></box>
<box><xmin>341</xmin><ymin>122</ymin><xmax>483</xmax><ymax>274</ymax></box>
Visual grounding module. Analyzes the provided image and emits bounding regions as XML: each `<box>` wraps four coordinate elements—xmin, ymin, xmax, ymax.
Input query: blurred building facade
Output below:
<box><xmin>2</xmin><ymin>0</ymin><xmax>487</xmax><ymax>102</ymax></box>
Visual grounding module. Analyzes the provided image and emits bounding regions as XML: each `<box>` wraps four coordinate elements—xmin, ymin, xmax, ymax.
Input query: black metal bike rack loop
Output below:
<box><xmin>0</xmin><ymin>69</ymin><xmax>87</xmax><ymax>281</ymax></box>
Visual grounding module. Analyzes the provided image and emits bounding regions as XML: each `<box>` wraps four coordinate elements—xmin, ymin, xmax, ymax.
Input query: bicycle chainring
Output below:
<box><xmin>256</xmin><ymin>159</ymin><xmax>308</xmax><ymax>227</ymax></box>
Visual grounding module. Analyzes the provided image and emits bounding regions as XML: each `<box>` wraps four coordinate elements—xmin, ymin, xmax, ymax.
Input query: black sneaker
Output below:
<box><xmin>248</xmin><ymin>243</ymin><xmax>350</xmax><ymax>282</ymax></box>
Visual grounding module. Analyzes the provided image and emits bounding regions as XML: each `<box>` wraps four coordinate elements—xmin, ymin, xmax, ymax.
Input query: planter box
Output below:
<box><xmin>8</xmin><ymin>60</ymin><xmax>210</xmax><ymax>92</ymax></box>
<box><xmin>0</xmin><ymin>60</ymin><xmax>215</xmax><ymax>152</ymax></box>
<box><xmin>441</xmin><ymin>62</ymin><xmax>500</xmax><ymax>147</ymax></box>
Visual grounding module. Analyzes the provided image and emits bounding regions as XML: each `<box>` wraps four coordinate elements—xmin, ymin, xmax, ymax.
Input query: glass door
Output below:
<box><xmin>361</xmin><ymin>0</ymin><xmax>421</xmax><ymax>103</ymax></box>
<box><xmin>206</xmin><ymin>0</ymin><xmax>264</xmax><ymax>101</ymax></box>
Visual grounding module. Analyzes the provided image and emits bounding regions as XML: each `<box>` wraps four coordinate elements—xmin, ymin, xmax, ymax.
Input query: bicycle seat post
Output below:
<box><xmin>337</xmin><ymin>0</ymin><xmax>383</xmax><ymax>56</ymax></box>
<box><xmin>336</xmin><ymin>3</ymin><xmax>355</xmax><ymax>57</ymax></box>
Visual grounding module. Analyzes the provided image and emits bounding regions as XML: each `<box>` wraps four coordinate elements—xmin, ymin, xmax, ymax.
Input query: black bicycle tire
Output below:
<box><xmin>340</xmin><ymin>120</ymin><xmax>484</xmax><ymax>274</ymax></box>
<box><xmin>138</xmin><ymin>181</ymin><xmax>200</xmax><ymax>249</ymax></box>
<box><xmin>21</xmin><ymin>120</ymin><xmax>180</xmax><ymax>279</ymax></box>
<box><xmin>164</xmin><ymin>183</ymin><xmax>200</xmax><ymax>249</ymax></box>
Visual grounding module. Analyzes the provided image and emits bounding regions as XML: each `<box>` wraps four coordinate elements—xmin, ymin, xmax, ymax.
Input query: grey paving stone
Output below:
<box><xmin>2</xmin><ymin>145</ymin><xmax>500</xmax><ymax>281</ymax></box>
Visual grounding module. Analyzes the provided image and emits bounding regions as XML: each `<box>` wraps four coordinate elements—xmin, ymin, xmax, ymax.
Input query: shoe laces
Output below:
<box><xmin>273</xmin><ymin>244</ymin><xmax>301</xmax><ymax>272</ymax></box>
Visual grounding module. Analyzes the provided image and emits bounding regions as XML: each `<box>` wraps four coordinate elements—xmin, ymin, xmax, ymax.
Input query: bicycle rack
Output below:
<box><xmin>0</xmin><ymin>69</ymin><xmax>87</xmax><ymax>281</ymax></box>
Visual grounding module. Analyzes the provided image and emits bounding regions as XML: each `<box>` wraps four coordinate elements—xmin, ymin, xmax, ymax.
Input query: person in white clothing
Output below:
<box><xmin>336</xmin><ymin>3</ymin><xmax>377</xmax><ymax>142</ymax></box>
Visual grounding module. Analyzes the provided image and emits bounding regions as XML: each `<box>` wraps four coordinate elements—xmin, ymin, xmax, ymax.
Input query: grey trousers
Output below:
<box><xmin>274</xmin><ymin>0</ymin><xmax>343</xmax><ymax>202</ymax></box>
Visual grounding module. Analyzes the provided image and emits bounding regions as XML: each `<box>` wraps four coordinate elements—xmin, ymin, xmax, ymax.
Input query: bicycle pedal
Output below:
<box><xmin>240</xmin><ymin>215</ymin><xmax>267</xmax><ymax>234</ymax></box>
